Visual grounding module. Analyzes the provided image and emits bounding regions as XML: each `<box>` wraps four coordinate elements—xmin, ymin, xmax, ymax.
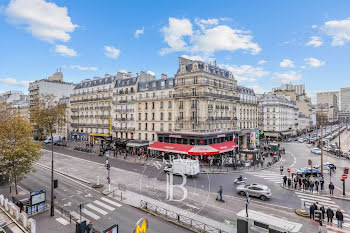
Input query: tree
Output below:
<box><xmin>30</xmin><ymin>95</ymin><xmax>67</xmax><ymax>217</ymax></box>
<box><xmin>0</xmin><ymin>101</ymin><xmax>42</xmax><ymax>195</ymax></box>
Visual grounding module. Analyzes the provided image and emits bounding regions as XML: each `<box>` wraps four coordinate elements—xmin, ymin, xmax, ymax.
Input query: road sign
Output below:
<box><xmin>308</xmin><ymin>159</ymin><xmax>312</xmax><ymax>165</ymax></box>
<box><xmin>287</xmin><ymin>168</ymin><xmax>291</xmax><ymax>173</ymax></box>
<box><xmin>342</xmin><ymin>174</ymin><xmax>348</xmax><ymax>179</ymax></box>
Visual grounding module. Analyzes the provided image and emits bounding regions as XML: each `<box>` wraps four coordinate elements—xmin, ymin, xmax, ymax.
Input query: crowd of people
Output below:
<box><xmin>282</xmin><ymin>174</ymin><xmax>335</xmax><ymax>195</ymax></box>
<box><xmin>309</xmin><ymin>202</ymin><xmax>344</xmax><ymax>228</ymax></box>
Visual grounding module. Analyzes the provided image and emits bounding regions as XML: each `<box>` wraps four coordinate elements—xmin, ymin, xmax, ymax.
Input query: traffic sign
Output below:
<box><xmin>342</xmin><ymin>174</ymin><xmax>348</xmax><ymax>179</ymax></box>
<box><xmin>287</xmin><ymin>168</ymin><xmax>291</xmax><ymax>173</ymax></box>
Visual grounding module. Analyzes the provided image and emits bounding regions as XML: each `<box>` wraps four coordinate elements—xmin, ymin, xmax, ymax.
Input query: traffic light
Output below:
<box><xmin>344</xmin><ymin>167</ymin><xmax>349</xmax><ymax>174</ymax></box>
<box><xmin>106</xmin><ymin>163</ymin><xmax>110</xmax><ymax>170</ymax></box>
<box><xmin>107</xmin><ymin>177</ymin><xmax>110</xmax><ymax>183</ymax></box>
<box><xmin>54</xmin><ymin>179</ymin><xmax>58</xmax><ymax>189</ymax></box>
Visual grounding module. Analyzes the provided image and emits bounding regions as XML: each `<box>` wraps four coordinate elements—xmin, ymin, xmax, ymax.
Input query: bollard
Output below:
<box><xmin>301</xmin><ymin>200</ymin><xmax>306</xmax><ymax>211</ymax></box>
<box><xmin>121</xmin><ymin>192</ymin><xmax>122</xmax><ymax>201</ymax></box>
<box><xmin>97</xmin><ymin>176</ymin><xmax>100</xmax><ymax>185</ymax></box>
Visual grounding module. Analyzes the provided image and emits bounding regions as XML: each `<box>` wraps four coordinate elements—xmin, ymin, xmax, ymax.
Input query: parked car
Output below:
<box><xmin>342</xmin><ymin>152</ymin><xmax>350</xmax><ymax>159</ymax></box>
<box><xmin>297</xmin><ymin>167</ymin><xmax>321</xmax><ymax>177</ymax></box>
<box><xmin>44</xmin><ymin>136</ymin><xmax>61</xmax><ymax>144</ymax></box>
<box><xmin>236</xmin><ymin>183</ymin><xmax>271</xmax><ymax>201</ymax></box>
<box><xmin>311</xmin><ymin>148</ymin><xmax>321</xmax><ymax>155</ymax></box>
<box><xmin>314</xmin><ymin>163</ymin><xmax>336</xmax><ymax>171</ymax></box>
<box><xmin>298</xmin><ymin>138</ymin><xmax>304</xmax><ymax>143</ymax></box>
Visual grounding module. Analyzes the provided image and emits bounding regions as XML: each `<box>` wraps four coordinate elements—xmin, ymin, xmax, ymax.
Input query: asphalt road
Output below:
<box><xmin>20</xmin><ymin>165</ymin><xmax>191</xmax><ymax>233</ymax></box>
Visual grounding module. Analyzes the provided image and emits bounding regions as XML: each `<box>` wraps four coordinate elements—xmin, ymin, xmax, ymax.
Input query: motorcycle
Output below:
<box><xmin>234</xmin><ymin>177</ymin><xmax>247</xmax><ymax>185</ymax></box>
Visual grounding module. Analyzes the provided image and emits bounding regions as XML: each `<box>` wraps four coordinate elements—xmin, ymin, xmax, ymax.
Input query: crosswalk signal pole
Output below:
<box><xmin>342</xmin><ymin>178</ymin><xmax>345</xmax><ymax>196</ymax></box>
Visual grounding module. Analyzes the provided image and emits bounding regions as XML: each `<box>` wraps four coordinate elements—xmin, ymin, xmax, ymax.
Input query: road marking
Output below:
<box><xmin>186</xmin><ymin>204</ymin><xmax>199</xmax><ymax>209</ymax></box>
<box><xmin>70</xmin><ymin>211</ymin><xmax>90</xmax><ymax>223</ymax></box>
<box><xmin>86</xmin><ymin>204</ymin><xmax>108</xmax><ymax>215</ymax></box>
<box><xmin>294</xmin><ymin>192</ymin><xmax>333</xmax><ymax>201</ymax></box>
<box><xmin>56</xmin><ymin>217</ymin><xmax>69</xmax><ymax>225</ymax></box>
<box><xmin>82</xmin><ymin>208</ymin><xmax>100</xmax><ymax>220</ymax></box>
<box><xmin>100</xmin><ymin>197</ymin><xmax>122</xmax><ymax>207</ymax></box>
<box><xmin>94</xmin><ymin>200</ymin><xmax>115</xmax><ymax>211</ymax></box>
<box><xmin>326</xmin><ymin>224</ymin><xmax>350</xmax><ymax>233</ymax></box>
<box><xmin>299</xmin><ymin>197</ymin><xmax>335</xmax><ymax>205</ymax></box>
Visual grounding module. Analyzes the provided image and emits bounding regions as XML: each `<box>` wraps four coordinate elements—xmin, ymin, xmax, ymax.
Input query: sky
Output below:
<box><xmin>1</xmin><ymin>0</ymin><xmax>350</xmax><ymax>102</ymax></box>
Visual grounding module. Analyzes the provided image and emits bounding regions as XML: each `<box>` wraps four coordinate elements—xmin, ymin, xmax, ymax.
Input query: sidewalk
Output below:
<box><xmin>0</xmin><ymin>184</ymin><xmax>75</xmax><ymax>233</ymax></box>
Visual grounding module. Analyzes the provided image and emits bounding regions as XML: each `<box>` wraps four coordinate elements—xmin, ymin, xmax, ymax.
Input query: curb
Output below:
<box><xmin>35</xmin><ymin>162</ymin><xmax>91</xmax><ymax>184</ymax></box>
<box><xmin>280</xmin><ymin>183</ymin><xmax>350</xmax><ymax>201</ymax></box>
<box><xmin>200</xmin><ymin>155</ymin><xmax>284</xmax><ymax>174</ymax></box>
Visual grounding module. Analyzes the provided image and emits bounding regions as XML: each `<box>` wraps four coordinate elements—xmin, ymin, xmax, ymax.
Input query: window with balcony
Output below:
<box><xmin>160</xmin><ymin>101</ymin><xmax>164</xmax><ymax>109</ymax></box>
<box><xmin>191</xmin><ymin>100</ymin><xmax>197</xmax><ymax>109</ymax></box>
<box><xmin>168</xmin><ymin>112</ymin><xmax>172</xmax><ymax>120</ymax></box>
<box><xmin>168</xmin><ymin>101</ymin><xmax>172</xmax><ymax>109</ymax></box>
<box><xmin>180</xmin><ymin>123</ymin><xmax>183</xmax><ymax>129</ymax></box>
<box><xmin>192</xmin><ymin>112</ymin><xmax>196</xmax><ymax>120</ymax></box>
<box><xmin>180</xmin><ymin>90</ymin><xmax>184</xmax><ymax>96</ymax></box>
<box><xmin>194</xmin><ymin>77</ymin><xmax>198</xmax><ymax>84</ymax></box>
<box><xmin>181</xmin><ymin>78</ymin><xmax>185</xmax><ymax>85</ymax></box>
<box><xmin>152</xmin><ymin>134</ymin><xmax>155</xmax><ymax>141</ymax></box>
<box><xmin>192</xmin><ymin>88</ymin><xmax>197</xmax><ymax>96</ymax></box>
<box><xmin>179</xmin><ymin>101</ymin><xmax>183</xmax><ymax>109</ymax></box>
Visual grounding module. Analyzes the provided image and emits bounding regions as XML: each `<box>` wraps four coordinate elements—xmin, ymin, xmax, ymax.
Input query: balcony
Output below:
<box><xmin>173</xmin><ymin>92</ymin><xmax>239</xmax><ymax>101</ymax></box>
<box><xmin>136</xmin><ymin>95</ymin><xmax>173</xmax><ymax>101</ymax></box>
<box><xmin>115</xmin><ymin>108</ymin><xmax>134</xmax><ymax>112</ymax></box>
<box><xmin>70</xmin><ymin>89</ymin><xmax>113</xmax><ymax>97</ymax></box>
<box><xmin>70</xmin><ymin>96</ymin><xmax>112</xmax><ymax>103</ymax></box>
<box><xmin>71</xmin><ymin>115</ymin><xmax>79</xmax><ymax>119</ymax></box>
<box><xmin>113</xmin><ymin>99</ymin><xmax>135</xmax><ymax>104</ymax></box>
<box><xmin>71</xmin><ymin>108</ymin><xmax>79</xmax><ymax>112</ymax></box>
<box><xmin>175</xmin><ymin>79</ymin><xmax>236</xmax><ymax>91</ymax></box>
<box><xmin>113</xmin><ymin>127</ymin><xmax>135</xmax><ymax>131</ymax></box>
<box><xmin>95</xmin><ymin>115</ymin><xmax>111</xmax><ymax>119</ymax></box>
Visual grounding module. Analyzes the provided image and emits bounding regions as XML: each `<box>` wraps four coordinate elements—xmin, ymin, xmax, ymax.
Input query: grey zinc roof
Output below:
<box><xmin>238</xmin><ymin>86</ymin><xmax>255</xmax><ymax>96</ymax></box>
<box><xmin>74</xmin><ymin>76</ymin><xmax>115</xmax><ymax>90</ymax></box>
<box><xmin>138</xmin><ymin>78</ymin><xmax>175</xmax><ymax>92</ymax></box>
<box><xmin>115</xmin><ymin>77</ymin><xmax>138</xmax><ymax>88</ymax></box>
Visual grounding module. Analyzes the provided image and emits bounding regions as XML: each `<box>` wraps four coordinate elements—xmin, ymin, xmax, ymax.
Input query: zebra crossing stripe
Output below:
<box><xmin>100</xmin><ymin>197</ymin><xmax>122</xmax><ymax>207</ymax></box>
<box><xmin>326</xmin><ymin>224</ymin><xmax>350</xmax><ymax>233</ymax></box>
<box><xmin>70</xmin><ymin>211</ymin><xmax>90</xmax><ymax>223</ymax></box>
<box><xmin>86</xmin><ymin>204</ymin><xmax>108</xmax><ymax>215</ymax></box>
<box><xmin>295</xmin><ymin>192</ymin><xmax>332</xmax><ymax>201</ymax></box>
<box><xmin>56</xmin><ymin>217</ymin><xmax>69</xmax><ymax>225</ymax></box>
<box><xmin>82</xmin><ymin>208</ymin><xmax>100</xmax><ymax>220</ymax></box>
<box><xmin>94</xmin><ymin>200</ymin><xmax>115</xmax><ymax>211</ymax></box>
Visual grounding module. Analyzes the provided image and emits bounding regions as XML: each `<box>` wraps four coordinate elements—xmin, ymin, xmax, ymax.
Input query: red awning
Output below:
<box><xmin>210</xmin><ymin>141</ymin><xmax>238</xmax><ymax>153</ymax></box>
<box><xmin>188</xmin><ymin>145</ymin><xmax>219</xmax><ymax>155</ymax></box>
<box><xmin>148</xmin><ymin>142</ymin><xmax>194</xmax><ymax>154</ymax></box>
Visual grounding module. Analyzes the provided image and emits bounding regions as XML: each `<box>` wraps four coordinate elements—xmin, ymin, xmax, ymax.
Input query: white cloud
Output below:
<box><xmin>280</xmin><ymin>59</ymin><xmax>295</xmax><ymax>68</ymax></box>
<box><xmin>55</xmin><ymin>45</ymin><xmax>77</xmax><ymax>57</ymax></box>
<box><xmin>0</xmin><ymin>78</ymin><xmax>31</xmax><ymax>87</ymax></box>
<box><xmin>134</xmin><ymin>27</ymin><xmax>144</xmax><ymax>38</ymax></box>
<box><xmin>195</xmin><ymin>18</ymin><xmax>219</xmax><ymax>30</ymax></box>
<box><xmin>104</xmin><ymin>46</ymin><xmax>120</xmax><ymax>59</ymax></box>
<box><xmin>247</xmin><ymin>85</ymin><xmax>267</xmax><ymax>94</ymax></box>
<box><xmin>181</xmin><ymin>54</ymin><xmax>208</xmax><ymax>62</ymax></box>
<box><xmin>146</xmin><ymin>71</ymin><xmax>155</xmax><ymax>76</ymax></box>
<box><xmin>5</xmin><ymin>0</ymin><xmax>77</xmax><ymax>43</ymax></box>
<box><xmin>67</xmin><ymin>65</ymin><xmax>98</xmax><ymax>71</ymax></box>
<box><xmin>220</xmin><ymin>64</ymin><xmax>269</xmax><ymax>82</ymax></box>
<box><xmin>306</xmin><ymin>36</ymin><xmax>323</xmax><ymax>47</ymax></box>
<box><xmin>160</xmin><ymin>17</ymin><xmax>261</xmax><ymax>56</ymax></box>
<box><xmin>323</xmin><ymin>17</ymin><xmax>350</xmax><ymax>46</ymax></box>
<box><xmin>257</xmin><ymin>60</ymin><xmax>267</xmax><ymax>65</ymax></box>
<box><xmin>304</xmin><ymin>57</ymin><xmax>325</xmax><ymax>68</ymax></box>
<box><xmin>160</xmin><ymin>17</ymin><xmax>193</xmax><ymax>55</ymax></box>
<box><xmin>271</xmin><ymin>71</ymin><xmax>302</xmax><ymax>83</ymax></box>
<box><xmin>312</xmin><ymin>25</ymin><xmax>318</xmax><ymax>29</ymax></box>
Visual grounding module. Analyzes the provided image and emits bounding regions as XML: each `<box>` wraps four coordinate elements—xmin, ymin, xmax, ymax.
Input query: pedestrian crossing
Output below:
<box><xmin>248</xmin><ymin>170</ymin><xmax>284</xmax><ymax>184</ymax></box>
<box><xmin>294</xmin><ymin>191</ymin><xmax>350</xmax><ymax>232</ymax></box>
<box><xmin>63</xmin><ymin>196</ymin><xmax>122</xmax><ymax>224</ymax></box>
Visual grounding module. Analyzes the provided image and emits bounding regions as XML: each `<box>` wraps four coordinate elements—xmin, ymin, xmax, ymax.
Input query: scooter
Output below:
<box><xmin>234</xmin><ymin>177</ymin><xmax>247</xmax><ymax>185</ymax></box>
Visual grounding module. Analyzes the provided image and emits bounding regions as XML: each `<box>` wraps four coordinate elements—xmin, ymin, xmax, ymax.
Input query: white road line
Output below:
<box><xmin>295</xmin><ymin>192</ymin><xmax>332</xmax><ymax>201</ymax></box>
<box><xmin>86</xmin><ymin>204</ymin><xmax>108</xmax><ymax>215</ymax></box>
<box><xmin>100</xmin><ymin>197</ymin><xmax>122</xmax><ymax>207</ymax></box>
<box><xmin>326</xmin><ymin>224</ymin><xmax>350</xmax><ymax>233</ymax></box>
<box><xmin>56</xmin><ymin>217</ymin><xmax>69</xmax><ymax>225</ymax></box>
<box><xmin>94</xmin><ymin>200</ymin><xmax>115</xmax><ymax>211</ymax></box>
<box><xmin>299</xmin><ymin>197</ymin><xmax>335</xmax><ymax>205</ymax></box>
<box><xmin>70</xmin><ymin>211</ymin><xmax>90</xmax><ymax>223</ymax></box>
<box><xmin>82</xmin><ymin>209</ymin><xmax>100</xmax><ymax>220</ymax></box>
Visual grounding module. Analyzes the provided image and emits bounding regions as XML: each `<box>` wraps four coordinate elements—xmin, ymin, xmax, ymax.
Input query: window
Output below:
<box><xmin>192</xmin><ymin>112</ymin><xmax>196</xmax><ymax>120</ymax></box>
<box><xmin>145</xmin><ymin>123</ymin><xmax>148</xmax><ymax>130</ymax></box>
<box><xmin>191</xmin><ymin>100</ymin><xmax>197</xmax><ymax>109</ymax></box>
<box><xmin>179</xmin><ymin>112</ymin><xmax>184</xmax><ymax>120</ymax></box>
<box><xmin>160</xmin><ymin>101</ymin><xmax>164</xmax><ymax>109</ymax></box>
<box><xmin>153</xmin><ymin>92</ymin><xmax>156</xmax><ymax>97</ymax></box>
<box><xmin>192</xmin><ymin>124</ymin><xmax>195</xmax><ymax>129</ymax></box>
<box><xmin>169</xmin><ymin>123</ymin><xmax>172</xmax><ymax>131</ymax></box>
<box><xmin>169</xmin><ymin>91</ymin><xmax>173</xmax><ymax>97</ymax></box>
<box><xmin>161</xmin><ymin>112</ymin><xmax>164</xmax><ymax>120</ymax></box>
<box><xmin>194</xmin><ymin>77</ymin><xmax>198</xmax><ymax>84</ymax></box>
<box><xmin>192</xmin><ymin>88</ymin><xmax>197</xmax><ymax>96</ymax></box>
<box><xmin>145</xmin><ymin>113</ymin><xmax>148</xmax><ymax>120</ymax></box>
<box><xmin>152</xmin><ymin>134</ymin><xmax>155</xmax><ymax>141</ymax></box>
<box><xmin>179</xmin><ymin>101</ymin><xmax>184</xmax><ymax>109</ymax></box>
<box><xmin>145</xmin><ymin>103</ymin><xmax>148</xmax><ymax>110</ymax></box>
<box><xmin>138</xmin><ymin>113</ymin><xmax>141</xmax><ymax>120</ymax></box>
<box><xmin>138</xmin><ymin>133</ymin><xmax>141</xmax><ymax>139</ymax></box>
<box><xmin>160</xmin><ymin>123</ymin><xmax>164</xmax><ymax>131</ymax></box>
<box><xmin>161</xmin><ymin>81</ymin><xmax>165</xmax><ymax>88</ymax></box>
<box><xmin>145</xmin><ymin>133</ymin><xmax>148</xmax><ymax>140</ymax></box>
<box><xmin>180</xmin><ymin>123</ymin><xmax>183</xmax><ymax>129</ymax></box>
<box><xmin>152</xmin><ymin>102</ymin><xmax>155</xmax><ymax>109</ymax></box>
<box><xmin>138</xmin><ymin>123</ymin><xmax>141</xmax><ymax>130</ymax></box>
<box><xmin>152</xmin><ymin>112</ymin><xmax>155</xmax><ymax>120</ymax></box>
<box><xmin>180</xmin><ymin>90</ymin><xmax>184</xmax><ymax>96</ymax></box>
<box><xmin>168</xmin><ymin>101</ymin><xmax>172</xmax><ymax>109</ymax></box>
<box><xmin>152</xmin><ymin>123</ymin><xmax>155</xmax><ymax>130</ymax></box>
<box><xmin>168</xmin><ymin>112</ymin><xmax>172</xmax><ymax>120</ymax></box>
<box><xmin>181</xmin><ymin>78</ymin><xmax>185</xmax><ymax>85</ymax></box>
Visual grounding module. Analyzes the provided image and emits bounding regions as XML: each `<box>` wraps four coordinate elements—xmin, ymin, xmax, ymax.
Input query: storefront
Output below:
<box><xmin>70</xmin><ymin>132</ymin><xmax>89</xmax><ymax>141</ymax></box>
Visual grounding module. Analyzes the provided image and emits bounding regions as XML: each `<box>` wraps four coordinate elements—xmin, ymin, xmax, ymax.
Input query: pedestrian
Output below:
<box><xmin>294</xmin><ymin>177</ymin><xmax>297</xmax><ymax>189</ymax></box>
<box><xmin>329</xmin><ymin>182</ymin><xmax>335</xmax><ymax>195</ymax></box>
<box><xmin>320</xmin><ymin>205</ymin><xmax>325</xmax><ymax>222</ymax></box>
<box><xmin>302</xmin><ymin>177</ymin><xmax>306</xmax><ymax>190</ymax></box>
<box><xmin>327</xmin><ymin>207</ymin><xmax>334</xmax><ymax>225</ymax></box>
<box><xmin>280</xmin><ymin>166</ymin><xmax>284</xmax><ymax>175</ymax></box>
<box><xmin>310</xmin><ymin>181</ymin><xmax>314</xmax><ymax>193</ymax></box>
<box><xmin>310</xmin><ymin>203</ymin><xmax>316</xmax><ymax>220</ymax></box>
<box><xmin>315</xmin><ymin>180</ymin><xmax>319</xmax><ymax>193</ymax></box>
<box><xmin>320</xmin><ymin>176</ymin><xmax>324</xmax><ymax>191</ymax></box>
<box><xmin>298</xmin><ymin>176</ymin><xmax>302</xmax><ymax>189</ymax></box>
<box><xmin>336</xmin><ymin>209</ymin><xmax>343</xmax><ymax>228</ymax></box>
<box><xmin>217</xmin><ymin>186</ymin><xmax>223</xmax><ymax>201</ymax></box>
<box><xmin>288</xmin><ymin>178</ymin><xmax>292</xmax><ymax>189</ymax></box>
<box><xmin>283</xmin><ymin>175</ymin><xmax>287</xmax><ymax>187</ymax></box>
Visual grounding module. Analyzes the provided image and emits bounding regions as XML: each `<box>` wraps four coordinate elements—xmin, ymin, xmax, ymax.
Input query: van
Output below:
<box><xmin>164</xmin><ymin>159</ymin><xmax>200</xmax><ymax>176</ymax></box>
<box><xmin>44</xmin><ymin>136</ymin><xmax>61</xmax><ymax>144</ymax></box>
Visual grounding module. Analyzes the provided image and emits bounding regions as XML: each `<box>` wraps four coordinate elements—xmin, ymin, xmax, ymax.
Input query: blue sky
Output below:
<box><xmin>1</xmin><ymin>0</ymin><xmax>350</xmax><ymax>101</ymax></box>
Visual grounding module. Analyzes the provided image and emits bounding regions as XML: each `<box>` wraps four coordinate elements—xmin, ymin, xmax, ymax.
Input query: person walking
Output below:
<box><xmin>283</xmin><ymin>175</ymin><xmax>287</xmax><ymax>187</ymax></box>
<box><xmin>327</xmin><ymin>207</ymin><xmax>334</xmax><ymax>225</ymax></box>
<box><xmin>302</xmin><ymin>177</ymin><xmax>306</xmax><ymax>191</ymax></box>
<box><xmin>336</xmin><ymin>209</ymin><xmax>344</xmax><ymax>228</ymax></box>
<box><xmin>310</xmin><ymin>203</ymin><xmax>316</xmax><ymax>220</ymax></box>
<box><xmin>320</xmin><ymin>205</ymin><xmax>325</xmax><ymax>222</ymax></box>
<box><xmin>287</xmin><ymin>177</ymin><xmax>292</xmax><ymax>189</ymax></box>
<box><xmin>329</xmin><ymin>182</ymin><xmax>335</xmax><ymax>195</ymax></box>
<box><xmin>320</xmin><ymin>176</ymin><xmax>324</xmax><ymax>191</ymax></box>
<box><xmin>294</xmin><ymin>177</ymin><xmax>298</xmax><ymax>189</ymax></box>
<box><xmin>280</xmin><ymin>166</ymin><xmax>284</xmax><ymax>175</ymax></box>
<box><xmin>298</xmin><ymin>176</ymin><xmax>302</xmax><ymax>189</ymax></box>
<box><xmin>315</xmin><ymin>180</ymin><xmax>319</xmax><ymax>193</ymax></box>
<box><xmin>217</xmin><ymin>186</ymin><xmax>223</xmax><ymax>201</ymax></box>
<box><xmin>310</xmin><ymin>181</ymin><xmax>314</xmax><ymax>193</ymax></box>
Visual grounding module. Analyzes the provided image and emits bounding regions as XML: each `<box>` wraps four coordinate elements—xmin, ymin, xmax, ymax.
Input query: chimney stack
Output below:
<box><xmin>214</xmin><ymin>60</ymin><xmax>216</xmax><ymax>66</ymax></box>
<box><xmin>161</xmin><ymin>73</ymin><xmax>167</xmax><ymax>79</ymax></box>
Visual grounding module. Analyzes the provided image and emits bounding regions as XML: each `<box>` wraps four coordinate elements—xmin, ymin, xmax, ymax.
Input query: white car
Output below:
<box><xmin>311</xmin><ymin>148</ymin><xmax>321</xmax><ymax>154</ymax></box>
<box><xmin>298</xmin><ymin>138</ymin><xmax>304</xmax><ymax>143</ymax></box>
<box><xmin>236</xmin><ymin>184</ymin><xmax>271</xmax><ymax>201</ymax></box>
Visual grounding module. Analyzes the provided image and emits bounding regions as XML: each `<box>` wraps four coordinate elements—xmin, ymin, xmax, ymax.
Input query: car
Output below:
<box><xmin>297</xmin><ymin>168</ymin><xmax>321</xmax><ymax>177</ymax></box>
<box><xmin>313</xmin><ymin>163</ymin><xmax>336</xmax><ymax>171</ymax></box>
<box><xmin>342</xmin><ymin>152</ymin><xmax>350</xmax><ymax>159</ymax></box>
<box><xmin>311</xmin><ymin>148</ymin><xmax>321</xmax><ymax>155</ymax></box>
<box><xmin>236</xmin><ymin>184</ymin><xmax>271</xmax><ymax>201</ymax></box>
<box><xmin>287</xmin><ymin>138</ymin><xmax>292</xmax><ymax>142</ymax></box>
<box><xmin>298</xmin><ymin>138</ymin><xmax>304</xmax><ymax>143</ymax></box>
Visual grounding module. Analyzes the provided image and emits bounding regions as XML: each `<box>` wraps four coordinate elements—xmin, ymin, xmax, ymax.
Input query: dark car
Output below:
<box><xmin>297</xmin><ymin>168</ymin><xmax>321</xmax><ymax>177</ymax></box>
